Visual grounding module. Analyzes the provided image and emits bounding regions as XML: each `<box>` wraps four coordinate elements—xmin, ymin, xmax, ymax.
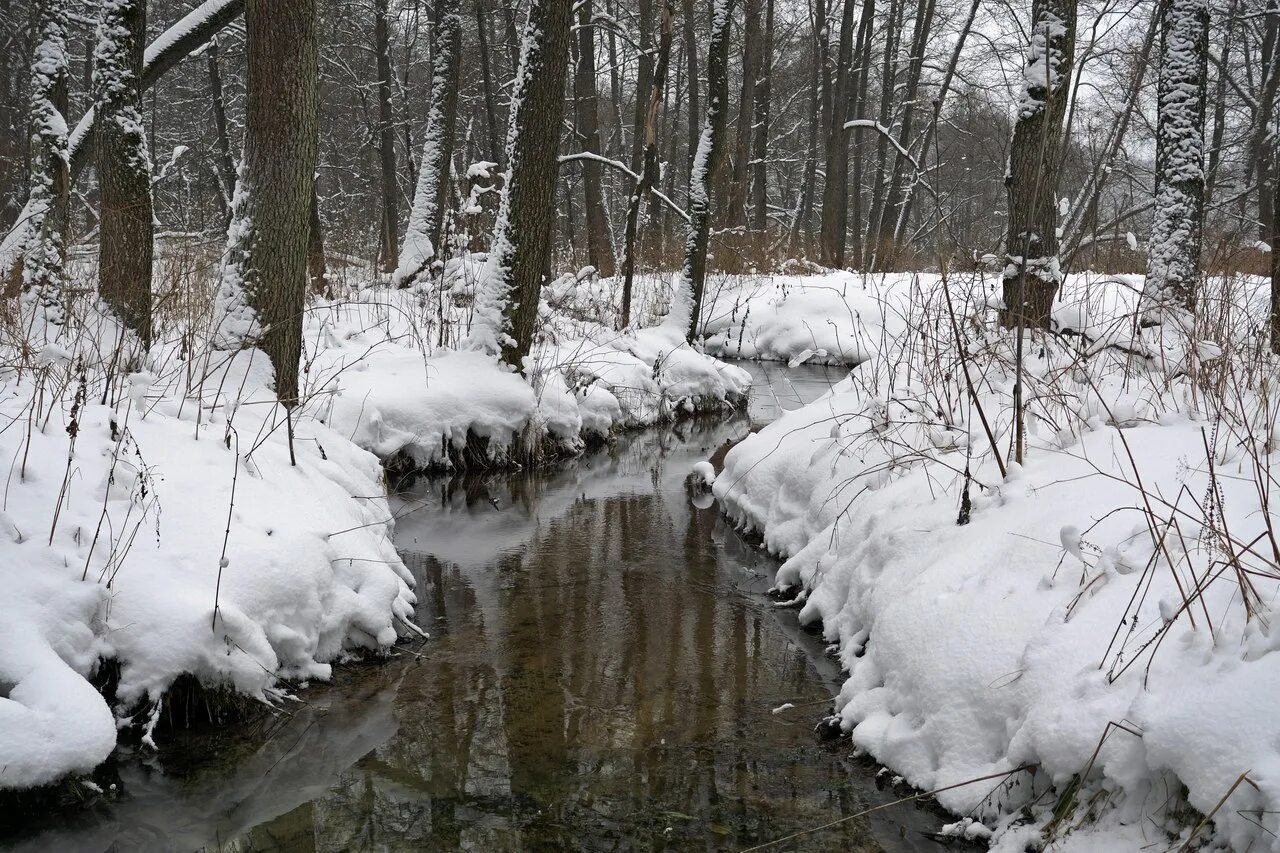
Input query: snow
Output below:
<box><xmin>0</xmin><ymin>305</ymin><xmax>417</xmax><ymax>790</ymax></box>
<box><xmin>714</xmin><ymin>270</ymin><xmax>1280</xmax><ymax>850</ymax></box>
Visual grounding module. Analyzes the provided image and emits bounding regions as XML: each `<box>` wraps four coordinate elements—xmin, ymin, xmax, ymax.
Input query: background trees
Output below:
<box><xmin>0</xmin><ymin>0</ymin><xmax>1274</xmax><ymax>366</ymax></box>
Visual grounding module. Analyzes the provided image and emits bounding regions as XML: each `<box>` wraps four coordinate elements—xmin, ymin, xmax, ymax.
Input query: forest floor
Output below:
<box><xmin>2</xmin><ymin>262</ymin><xmax>1277</xmax><ymax>852</ymax></box>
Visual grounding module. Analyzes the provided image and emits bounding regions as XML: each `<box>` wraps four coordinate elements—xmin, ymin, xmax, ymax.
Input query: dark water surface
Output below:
<box><xmin>4</xmin><ymin>362</ymin><xmax>952</xmax><ymax>852</ymax></box>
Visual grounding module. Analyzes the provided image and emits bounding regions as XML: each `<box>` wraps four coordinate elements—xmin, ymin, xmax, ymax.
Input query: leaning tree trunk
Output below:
<box><xmin>469</xmin><ymin>0</ymin><xmax>573</xmax><ymax>368</ymax></box>
<box><xmin>999</xmin><ymin>0</ymin><xmax>1077</xmax><ymax>330</ymax></box>
<box><xmin>1142</xmin><ymin>0</ymin><xmax>1209</xmax><ymax>323</ymax></box>
<box><xmin>395</xmin><ymin>0</ymin><xmax>461</xmax><ymax>288</ymax></box>
<box><xmin>96</xmin><ymin>0</ymin><xmax>154</xmax><ymax>351</ymax></box>
<box><xmin>620</xmin><ymin>0</ymin><xmax>675</xmax><ymax>328</ymax></box>
<box><xmin>214</xmin><ymin>0</ymin><xmax>318</xmax><ymax>407</ymax></box>
<box><xmin>573</xmin><ymin>0</ymin><xmax>615</xmax><ymax>277</ymax></box>
<box><xmin>375</xmin><ymin>0</ymin><xmax>399</xmax><ymax>274</ymax></box>
<box><xmin>671</xmin><ymin>0</ymin><xmax>734</xmax><ymax>342</ymax></box>
<box><xmin>18</xmin><ymin>0</ymin><xmax>70</xmax><ymax>322</ymax></box>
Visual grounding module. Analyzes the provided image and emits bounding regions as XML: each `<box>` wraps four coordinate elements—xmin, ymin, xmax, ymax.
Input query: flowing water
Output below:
<box><xmin>4</xmin><ymin>362</ymin><xmax>954</xmax><ymax>852</ymax></box>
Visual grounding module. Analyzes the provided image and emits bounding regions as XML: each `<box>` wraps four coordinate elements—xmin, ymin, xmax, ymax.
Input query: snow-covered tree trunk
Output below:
<box><xmin>395</xmin><ymin>0</ymin><xmax>461</xmax><ymax>289</ymax></box>
<box><xmin>1141</xmin><ymin>0</ymin><xmax>1209</xmax><ymax>324</ymax></box>
<box><xmin>19</xmin><ymin>0</ymin><xmax>70</xmax><ymax>326</ymax></box>
<box><xmin>468</xmin><ymin>0</ymin><xmax>573</xmax><ymax>367</ymax></box>
<box><xmin>670</xmin><ymin>0</ymin><xmax>734</xmax><ymax>342</ymax></box>
<box><xmin>999</xmin><ymin>0</ymin><xmax>1077</xmax><ymax>330</ymax></box>
<box><xmin>95</xmin><ymin>0</ymin><xmax>154</xmax><ymax>350</ymax></box>
<box><xmin>213</xmin><ymin>0</ymin><xmax>318</xmax><ymax>407</ymax></box>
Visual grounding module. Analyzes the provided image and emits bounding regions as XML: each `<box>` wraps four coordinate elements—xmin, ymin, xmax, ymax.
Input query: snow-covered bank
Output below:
<box><xmin>0</xmin><ymin>260</ymin><xmax>749</xmax><ymax>792</ymax></box>
<box><xmin>0</xmin><ymin>340</ymin><xmax>417</xmax><ymax>790</ymax></box>
<box><xmin>714</xmin><ymin>271</ymin><xmax>1280</xmax><ymax>851</ymax></box>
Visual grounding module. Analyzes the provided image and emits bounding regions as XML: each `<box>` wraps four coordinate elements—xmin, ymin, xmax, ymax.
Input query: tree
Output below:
<box><xmin>375</xmin><ymin>0</ymin><xmax>399</xmax><ymax>274</ymax></box>
<box><xmin>573</xmin><ymin>0</ymin><xmax>615</xmax><ymax>277</ymax></box>
<box><xmin>213</xmin><ymin>0</ymin><xmax>319</xmax><ymax>407</ymax></box>
<box><xmin>671</xmin><ymin>0</ymin><xmax>734</xmax><ymax>342</ymax></box>
<box><xmin>1142</xmin><ymin>0</ymin><xmax>1209</xmax><ymax>323</ymax></box>
<box><xmin>1000</xmin><ymin>0</ymin><xmax>1078</xmax><ymax>330</ymax></box>
<box><xmin>18</xmin><ymin>0</ymin><xmax>70</xmax><ymax>323</ymax></box>
<box><xmin>620</xmin><ymin>0</ymin><xmax>676</xmax><ymax>327</ymax></box>
<box><xmin>95</xmin><ymin>0</ymin><xmax>154</xmax><ymax>350</ymax></box>
<box><xmin>469</xmin><ymin>0</ymin><xmax>573</xmax><ymax>368</ymax></box>
<box><xmin>395</xmin><ymin>0</ymin><xmax>462</xmax><ymax>289</ymax></box>
<box><xmin>817</xmin><ymin>0</ymin><xmax>860</xmax><ymax>269</ymax></box>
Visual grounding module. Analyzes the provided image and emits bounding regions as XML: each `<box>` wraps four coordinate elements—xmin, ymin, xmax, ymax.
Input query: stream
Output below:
<box><xmin>4</xmin><ymin>362</ymin><xmax>953</xmax><ymax>852</ymax></box>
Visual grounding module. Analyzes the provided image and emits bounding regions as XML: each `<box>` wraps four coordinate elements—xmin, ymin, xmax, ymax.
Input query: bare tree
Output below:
<box><xmin>214</xmin><ymin>0</ymin><xmax>319</xmax><ymax>407</ymax></box>
<box><xmin>1142</xmin><ymin>0</ymin><xmax>1209</xmax><ymax>322</ymax></box>
<box><xmin>17</xmin><ymin>0</ymin><xmax>69</xmax><ymax>321</ymax></box>
<box><xmin>396</xmin><ymin>0</ymin><xmax>462</xmax><ymax>288</ymax></box>
<box><xmin>470</xmin><ymin>0</ymin><xmax>573</xmax><ymax>367</ymax></box>
<box><xmin>1000</xmin><ymin>0</ymin><xmax>1077</xmax><ymax>329</ymax></box>
<box><xmin>375</xmin><ymin>0</ymin><xmax>399</xmax><ymax>273</ymax></box>
<box><xmin>95</xmin><ymin>0</ymin><xmax>154</xmax><ymax>350</ymax></box>
<box><xmin>671</xmin><ymin>0</ymin><xmax>734</xmax><ymax>341</ymax></box>
<box><xmin>573</xmin><ymin>0</ymin><xmax>615</xmax><ymax>277</ymax></box>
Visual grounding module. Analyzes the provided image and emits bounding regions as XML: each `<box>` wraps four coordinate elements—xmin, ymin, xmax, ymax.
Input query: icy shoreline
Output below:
<box><xmin>713</xmin><ymin>273</ymin><xmax>1280</xmax><ymax>851</ymax></box>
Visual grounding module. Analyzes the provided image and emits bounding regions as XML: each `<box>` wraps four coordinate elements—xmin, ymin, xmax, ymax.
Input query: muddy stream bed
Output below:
<box><xmin>4</xmin><ymin>362</ymin><xmax>955</xmax><ymax>852</ymax></box>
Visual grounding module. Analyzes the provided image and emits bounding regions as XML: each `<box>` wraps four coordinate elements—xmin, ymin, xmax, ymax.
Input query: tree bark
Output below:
<box><xmin>749</xmin><ymin>0</ymin><xmax>774</xmax><ymax>235</ymax></box>
<box><xmin>817</xmin><ymin>0</ymin><xmax>859</xmax><ymax>268</ymax></box>
<box><xmin>574</xmin><ymin>0</ymin><xmax>615</xmax><ymax>276</ymax></box>
<box><xmin>726</xmin><ymin>0</ymin><xmax>762</xmax><ymax>229</ymax></box>
<box><xmin>220</xmin><ymin>0</ymin><xmax>319</xmax><ymax>406</ymax></box>
<box><xmin>475</xmin><ymin>0</ymin><xmax>503</xmax><ymax>167</ymax></box>
<box><xmin>999</xmin><ymin>0</ymin><xmax>1077</xmax><ymax>329</ymax></box>
<box><xmin>472</xmin><ymin>0</ymin><xmax>573</xmax><ymax>368</ymax></box>
<box><xmin>206</xmin><ymin>37</ymin><xmax>237</xmax><ymax>227</ymax></box>
<box><xmin>395</xmin><ymin>0</ymin><xmax>462</xmax><ymax>287</ymax></box>
<box><xmin>375</xmin><ymin>0</ymin><xmax>399</xmax><ymax>273</ymax></box>
<box><xmin>1142</xmin><ymin>0</ymin><xmax>1209</xmax><ymax>321</ymax></box>
<box><xmin>95</xmin><ymin>0</ymin><xmax>154</xmax><ymax>350</ymax></box>
<box><xmin>672</xmin><ymin>0</ymin><xmax>734</xmax><ymax>342</ymax></box>
<box><xmin>19</xmin><ymin>0</ymin><xmax>70</xmax><ymax>319</ymax></box>
<box><xmin>621</xmin><ymin>0</ymin><xmax>675</xmax><ymax>327</ymax></box>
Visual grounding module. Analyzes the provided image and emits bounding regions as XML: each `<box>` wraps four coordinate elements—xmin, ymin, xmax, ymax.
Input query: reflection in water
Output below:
<box><xmin>2</xmin><ymin>363</ymin><xmax>947</xmax><ymax>852</ymax></box>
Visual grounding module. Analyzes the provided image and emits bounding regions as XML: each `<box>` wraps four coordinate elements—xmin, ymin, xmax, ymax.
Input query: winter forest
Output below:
<box><xmin>0</xmin><ymin>0</ymin><xmax>1279</xmax><ymax>848</ymax></box>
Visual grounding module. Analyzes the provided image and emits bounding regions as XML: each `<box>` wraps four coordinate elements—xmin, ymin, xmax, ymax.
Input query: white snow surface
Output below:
<box><xmin>714</xmin><ymin>270</ymin><xmax>1280</xmax><ymax>851</ymax></box>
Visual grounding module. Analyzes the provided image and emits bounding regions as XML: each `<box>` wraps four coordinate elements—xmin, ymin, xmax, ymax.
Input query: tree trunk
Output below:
<box><xmin>216</xmin><ymin>0</ymin><xmax>319</xmax><ymax>407</ymax></box>
<box><xmin>95</xmin><ymin>0</ymin><xmax>154</xmax><ymax>350</ymax></box>
<box><xmin>1142</xmin><ymin>0</ymin><xmax>1209</xmax><ymax>322</ymax></box>
<box><xmin>726</xmin><ymin>0</ymin><xmax>762</xmax><ymax>229</ymax></box>
<box><xmin>631</xmin><ymin>0</ymin><xmax>656</xmax><ymax>172</ymax></box>
<box><xmin>471</xmin><ymin>0</ymin><xmax>573</xmax><ymax>368</ymax></box>
<box><xmin>999</xmin><ymin>0</ymin><xmax>1077</xmax><ymax>330</ymax></box>
<box><xmin>621</xmin><ymin>0</ymin><xmax>675</xmax><ymax>327</ymax></box>
<box><xmin>817</xmin><ymin>0</ymin><xmax>858</xmax><ymax>268</ymax></box>
<box><xmin>395</xmin><ymin>0</ymin><xmax>462</xmax><ymax>288</ymax></box>
<box><xmin>863</xmin><ymin>0</ymin><xmax>903</xmax><ymax>268</ymax></box>
<box><xmin>574</xmin><ymin>0</ymin><xmax>615</xmax><ymax>276</ymax></box>
<box><xmin>846</xmin><ymin>0</ymin><xmax>875</xmax><ymax>267</ymax></box>
<box><xmin>308</xmin><ymin>183</ymin><xmax>329</xmax><ymax>297</ymax></box>
<box><xmin>1270</xmin><ymin>154</ymin><xmax>1279</xmax><ymax>353</ymax></box>
<box><xmin>475</xmin><ymin>0</ymin><xmax>503</xmax><ymax>167</ymax></box>
<box><xmin>206</xmin><ymin>37</ymin><xmax>237</xmax><ymax>227</ymax></box>
<box><xmin>874</xmin><ymin>0</ymin><xmax>937</xmax><ymax>269</ymax></box>
<box><xmin>19</xmin><ymin>0</ymin><xmax>70</xmax><ymax>321</ymax></box>
<box><xmin>375</xmin><ymin>0</ymin><xmax>399</xmax><ymax>274</ymax></box>
<box><xmin>749</xmin><ymin>0</ymin><xmax>774</xmax><ymax>236</ymax></box>
<box><xmin>682</xmin><ymin>0</ymin><xmax>700</xmax><ymax>181</ymax></box>
<box><xmin>672</xmin><ymin>0</ymin><xmax>734</xmax><ymax>342</ymax></box>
